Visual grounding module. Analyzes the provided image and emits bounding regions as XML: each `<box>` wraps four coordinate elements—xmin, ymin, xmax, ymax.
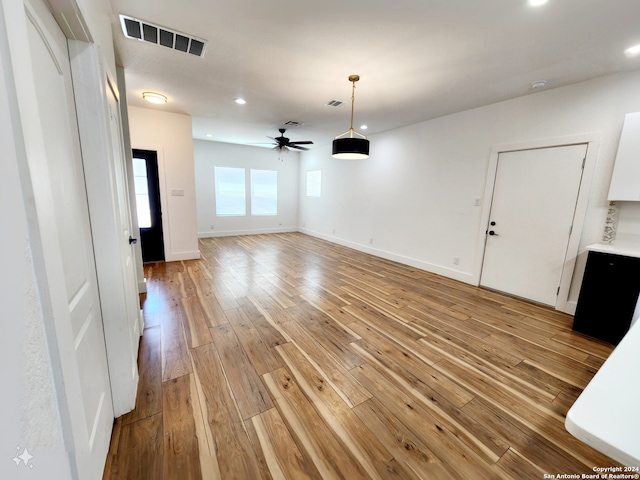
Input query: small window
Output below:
<box><xmin>215</xmin><ymin>166</ymin><xmax>246</xmax><ymax>216</ymax></box>
<box><xmin>132</xmin><ymin>157</ymin><xmax>152</xmax><ymax>228</ymax></box>
<box><xmin>306</xmin><ymin>170</ymin><xmax>321</xmax><ymax>198</ymax></box>
<box><xmin>251</xmin><ymin>169</ymin><xmax>277</xmax><ymax>216</ymax></box>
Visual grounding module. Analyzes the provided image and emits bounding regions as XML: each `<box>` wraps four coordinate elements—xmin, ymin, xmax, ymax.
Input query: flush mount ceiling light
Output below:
<box><xmin>332</xmin><ymin>75</ymin><xmax>370</xmax><ymax>159</ymax></box>
<box><xmin>527</xmin><ymin>0</ymin><xmax>548</xmax><ymax>6</ymax></box>
<box><xmin>234</xmin><ymin>98</ymin><xmax>247</xmax><ymax>105</ymax></box>
<box><xmin>624</xmin><ymin>44</ymin><xmax>640</xmax><ymax>57</ymax></box>
<box><xmin>142</xmin><ymin>92</ymin><xmax>167</xmax><ymax>104</ymax></box>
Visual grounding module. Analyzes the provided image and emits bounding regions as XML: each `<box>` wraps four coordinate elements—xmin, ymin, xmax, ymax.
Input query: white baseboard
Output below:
<box><xmin>165</xmin><ymin>250</ymin><xmax>201</xmax><ymax>261</ymax></box>
<box><xmin>564</xmin><ymin>300</ymin><xmax>577</xmax><ymax>315</ymax></box>
<box><xmin>298</xmin><ymin>227</ymin><xmax>475</xmax><ymax>285</ymax></box>
<box><xmin>199</xmin><ymin>227</ymin><xmax>297</xmax><ymax>238</ymax></box>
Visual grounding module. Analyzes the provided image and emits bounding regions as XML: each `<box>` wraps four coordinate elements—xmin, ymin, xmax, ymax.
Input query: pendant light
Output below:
<box><xmin>332</xmin><ymin>75</ymin><xmax>369</xmax><ymax>159</ymax></box>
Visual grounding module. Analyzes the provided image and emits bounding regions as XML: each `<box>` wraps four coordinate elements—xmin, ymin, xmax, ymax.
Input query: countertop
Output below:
<box><xmin>587</xmin><ymin>234</ymin><xmax>640</xmax><ymax>259</ymax></box>
<box><xmin>565</xmin><ymin>320</ymin><xmax>640</xmax><ymax>467</ymax></box>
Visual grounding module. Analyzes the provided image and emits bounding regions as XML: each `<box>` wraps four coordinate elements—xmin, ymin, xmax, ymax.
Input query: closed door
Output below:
<box><xmin>132</xmin><ymin>149</ymin><xmax>165</xmax><ymax>262</ymax></box>
<box><xmin>480</xmin><ymin>144</ymin><xmax>586</xmax><ymax>306</ymax></box>
<box><xmin>107</xmin><ymin>84</ymin><xmax>142</xmax><ymax>380</ymax></box>
<box><xmin>26</xmin><ymin>4</ymin><xmax>113</xmax><ymax>478</ymax></box>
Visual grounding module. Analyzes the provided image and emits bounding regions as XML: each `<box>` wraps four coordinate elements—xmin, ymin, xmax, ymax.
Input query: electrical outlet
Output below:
<box><xmin>474</xmin><ymin>198</ymin><xmax>481</xmax><ymax>206</ymax></box>
<box><xmin>369</xmin><ymin>238</ymin><xmax>374</xmax><ymax>244</ymax></box>
<box><xmin>453</xmin><ymin>256</ymin><xmax>460</xmax><ymax>265</ymax></box>
<box><xmin>332</xmin><ymin>229</ymin><xmax>336</xmax><ymax>234</ymax></box>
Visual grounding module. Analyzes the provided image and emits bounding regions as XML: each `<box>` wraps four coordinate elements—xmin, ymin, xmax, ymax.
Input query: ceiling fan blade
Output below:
<box><xmin>288</xmin><ymin>140</ymin><xmax>313</xmax><ymax>145</ymax></box>
<box><xmin>288</xmin><ymin>144</ymin><xmax>310</xmax><ymax>151</ymax></box>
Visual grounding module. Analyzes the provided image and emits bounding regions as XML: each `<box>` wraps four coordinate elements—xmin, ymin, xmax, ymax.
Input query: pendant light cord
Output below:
<box><xmin>334</xmin><ymin>74</ymin><xmax>367</xmax><ymax>140</ymax></box>
<box><xmin>349</xmin><ymin>80</ymin><xmax>356</xmax><ymax>136</ymax></box>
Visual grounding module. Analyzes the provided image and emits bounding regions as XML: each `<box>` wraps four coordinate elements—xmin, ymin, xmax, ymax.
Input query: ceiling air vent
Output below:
<box><xmin>119</xmin><ymin>15</ymin><xmax>207</xmax><ymax>57</ymax></box>
<box><xmin>325</xmin><ymin>99</ymin><xmax>343</xmax><ymax>107</ymax></box>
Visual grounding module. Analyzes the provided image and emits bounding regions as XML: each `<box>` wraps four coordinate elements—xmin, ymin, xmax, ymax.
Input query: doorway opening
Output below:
<box><xmin>132</xmin><ymin>149</ymin><xmax>165</xmax><ymax>262</ymax></box>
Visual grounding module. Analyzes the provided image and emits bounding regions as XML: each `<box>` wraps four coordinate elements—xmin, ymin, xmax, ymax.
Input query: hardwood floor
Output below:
<box><xmin>103</xmin><ymin>233</ymin><xmax>619</xmax><ymax>479</ymax></box>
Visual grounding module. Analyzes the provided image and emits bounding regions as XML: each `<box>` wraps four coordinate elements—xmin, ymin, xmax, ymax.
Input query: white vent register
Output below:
<box><xmin>119</xmin><ymin>14</ymin><xmax>207</xmax><ymax>57</ymax></box>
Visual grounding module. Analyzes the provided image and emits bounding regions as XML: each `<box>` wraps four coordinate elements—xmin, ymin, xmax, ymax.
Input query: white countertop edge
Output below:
<box><xmin>586</xmin><ymin>234</ymin><xmax>640</xmax><ymax>258</ymax></box>
<box><xmin>566</xmin><ymin>412</ymin><xmax>639</xmax><ymax>467</ymax></box>
<box><xmin>564</xmin><ymin>321</ymin><xmax>640</xmax><ymax>467</ymax></box>
<box><xmin>586</xmin><ymin>242</ymin><xmax>640</xmax><ymax>259</ymax></box>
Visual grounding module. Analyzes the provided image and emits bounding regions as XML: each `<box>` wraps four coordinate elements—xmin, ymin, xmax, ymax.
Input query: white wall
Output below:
<box><xmin>299</xmin><ymin>70</ymin><xmax>640</xmax><ymax>310</ymax></box>
<box><xmin>616</xmin><ymin>202</ymin><xmax>640</xmax><ymax>238</ymax></box>
<box><xmin>128</xmin><ymin>106</ymin><xmax>200</xmax><ymax>261</ymax></box>
<box><xmin>194</xmin><ymin>140</ymin><xmax>300</xmax><ymax>237</ymax></box>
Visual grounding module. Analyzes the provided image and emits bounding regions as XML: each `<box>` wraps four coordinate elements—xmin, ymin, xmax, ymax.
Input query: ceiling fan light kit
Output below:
<box><xmin>332</xmin><ymin>74</ymin><xmax>370</xmax><ymax>160</ymax></box>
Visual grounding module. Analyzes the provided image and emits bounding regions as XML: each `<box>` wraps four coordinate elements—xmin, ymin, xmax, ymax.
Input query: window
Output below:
<box><xmin>306</xmin><ymin>170</ymin><xmax>321</xmax><ymax>198</ymax></box>
<box><xmin>251</xmin><ymin>169</ymin><xmax>277</xmax><ymax>215</ymax></box>
<box><xmin>214</xmin><ymin>166</ymin><xmax>246</xmax><ymax>216</ymax></box>
<box><xmin>132</xmin><ymin>157</ymin><xmax>151</xmax><ymax>228</ymax></box>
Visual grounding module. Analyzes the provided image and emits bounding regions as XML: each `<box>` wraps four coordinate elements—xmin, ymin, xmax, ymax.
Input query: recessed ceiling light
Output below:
<box><xmin>531</xmin><ymin>80</ymin><xmax>548</xmax><ymax>89</ymax></box>
<box><xmin>142</xmin><ymin>92</ymin><xmax>167</xmax><ymax>104</ymax></box>
<box><xmin>624</xmin><ymin>44</ymin><xmax>640</xmax><ymax>57</ymax></box>
<box><xmin>206</xmin><ymin>134</ymin><xmax>213</xmax><ymax>138</ymax></box>
<box><xmin>360</xmin><ymin>125</ymin><xmax>368</xmax><ymax>130</ymax></box>
<box><xmin>234</xmin><ymin>98</ymin><xmax>247</xmax><ymax>105</ymax></box>
<box><xmin>528</xmin><ymin>0</ymin><xmax>548</xmax><ymax>6</ymax></box>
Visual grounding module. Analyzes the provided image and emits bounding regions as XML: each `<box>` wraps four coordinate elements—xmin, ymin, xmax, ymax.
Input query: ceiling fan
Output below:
<box><xmin>268</xmin><ymin>128</ymin><xmax>313</xmax><ymax>151</ymax></box>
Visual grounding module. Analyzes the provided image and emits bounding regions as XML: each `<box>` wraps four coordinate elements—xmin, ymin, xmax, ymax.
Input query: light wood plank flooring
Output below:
<box><xmin>103</xmin><ymin>233</ymin><xmax>619</xmax><ymax>479</ymax></box>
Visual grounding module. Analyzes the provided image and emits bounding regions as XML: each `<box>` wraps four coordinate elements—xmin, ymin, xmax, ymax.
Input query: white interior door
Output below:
<box><xmin>106</xmin><ymin>80</ymin><xmax>142</xmax><ymax>366</ymax></box>
<box><xmin>480</xmin><ymin>144</ymin><xmax>587</xmax><ymax>306</ymax></box>
<box><xmin>68</xmin><ymin>40</ymin><xmax>142</xmax><ymax>417</ymax></box>
<box><xmin>25</xmin><ymin>2</ymin><xmax>113</xmax><ymax>477</ymax></box>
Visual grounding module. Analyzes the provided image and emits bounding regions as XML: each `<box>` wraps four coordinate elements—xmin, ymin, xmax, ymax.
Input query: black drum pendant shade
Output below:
<box><xmin>332</xmin><ymin>137</ymin><xmax>369</xmax><ymax>159</ymax></box>
<box><xmin>332</xmin><ymin>74</ymin><xmax>369</xmax><ymax>159</ymax></box>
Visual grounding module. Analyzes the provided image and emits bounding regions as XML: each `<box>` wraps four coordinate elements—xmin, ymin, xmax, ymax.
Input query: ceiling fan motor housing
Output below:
<box><xmin>269</xmin><ymin>128</ymin><xmax>313</xmax><ymax>151</ymax></box>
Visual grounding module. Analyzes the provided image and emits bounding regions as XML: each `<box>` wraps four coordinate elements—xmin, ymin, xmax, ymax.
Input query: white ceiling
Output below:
<box><xmin>109</xmin><ymin>0</ymin><xmax>640</xmax><ymax>150</ymax></box>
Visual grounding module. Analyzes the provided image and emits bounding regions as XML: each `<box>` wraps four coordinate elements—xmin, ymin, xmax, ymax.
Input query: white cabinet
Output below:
<box><xmin>608</xmin><ymin>112</ymin><xmax>640</xmax><ymax>201</ymax></box>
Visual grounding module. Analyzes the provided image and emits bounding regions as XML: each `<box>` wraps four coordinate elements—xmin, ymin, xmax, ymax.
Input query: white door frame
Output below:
<box><xmin>473</xmin><ymin>133</ymin><xmax>600</xmax><ymax>313</ymax></box>
<box><xmin>131</xmin><ymin>143</ymin><xmax>172</xmax><ymax>261</ymax></box>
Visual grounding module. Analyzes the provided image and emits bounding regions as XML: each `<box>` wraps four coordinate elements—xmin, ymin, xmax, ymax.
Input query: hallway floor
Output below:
<box><xmin>102</xmin><ymin>233</ymin><xmax>618</xmax><ymax>479</ymax></box>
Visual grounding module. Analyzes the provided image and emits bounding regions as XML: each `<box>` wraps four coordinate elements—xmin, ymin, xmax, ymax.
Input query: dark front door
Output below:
<box><xmin>132</xmin><ymin>149</ymin><xmax>165</xmax><ymax>262</ymax></box>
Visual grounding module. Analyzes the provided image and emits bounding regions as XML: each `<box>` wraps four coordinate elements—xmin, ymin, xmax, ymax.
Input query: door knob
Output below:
<box><xmin>488</xmin><ymin>230</ymin><xmax>499</xmax><ymax>236</ymax></box>
<box><xmin>129</xmin><ymin>236</ymin><xmax>138</xmax><ymax>245</ymax></box>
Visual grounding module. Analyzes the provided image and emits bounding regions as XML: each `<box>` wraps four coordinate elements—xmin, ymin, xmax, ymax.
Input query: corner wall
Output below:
<box><xmin>194</xmin><ymin>140</ymin><xmax>300</xmax><ymax>237</ymax></box>
<box><xmin>128</xmin><ymin>106</ymin><xmax>200</xmax><ymax>261</ymax></box>
<box><xmin>298</xmin><ymin>70</ymin><xmax>640</xmax><ymax>311</ymax></box>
